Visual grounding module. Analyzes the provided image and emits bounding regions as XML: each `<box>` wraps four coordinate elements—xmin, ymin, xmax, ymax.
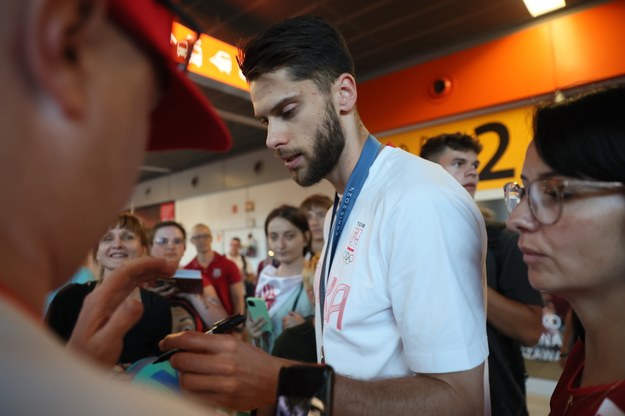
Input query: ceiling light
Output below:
<box><xmin>523</xmin><ymin>0</ymin><xmax>566</xmax><ymax>17</ymax></box>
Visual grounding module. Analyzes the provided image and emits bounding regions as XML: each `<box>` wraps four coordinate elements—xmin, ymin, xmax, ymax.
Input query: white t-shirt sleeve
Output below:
<box><xmin>384</xmin><ymin>182</ymin><xmax>488</xmax><ymax>374</ymax></box>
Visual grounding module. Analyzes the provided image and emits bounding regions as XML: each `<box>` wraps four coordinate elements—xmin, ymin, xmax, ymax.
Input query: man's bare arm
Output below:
<box><xmin>487</xmin><ymin>287</ymin><xmax>543</xmax><ymax>346</ymax></box>
<box><xmin>333</xmin><ymin>363</ymin><xmax>485</xmax><ymax>416</ymax></box>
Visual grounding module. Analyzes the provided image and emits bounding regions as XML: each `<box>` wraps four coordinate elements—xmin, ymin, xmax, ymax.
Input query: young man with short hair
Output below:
<box><xmin>186</xmin><ymin>224</ymin><xmax>245</xmax><ymax>316</ymax></box>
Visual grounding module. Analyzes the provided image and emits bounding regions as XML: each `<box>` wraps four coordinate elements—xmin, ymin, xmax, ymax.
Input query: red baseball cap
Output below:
<box><xmin>108</xmin><ymin>0</ymin><xmax>232</xmax><ymax>152</ymax></box>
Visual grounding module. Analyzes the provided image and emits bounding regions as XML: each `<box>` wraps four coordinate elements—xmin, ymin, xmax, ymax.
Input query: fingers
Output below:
<box><xmin>160</xmin><ymin>331</ymin><xmax>236</xmax><ymax>354</ymax></box>
<box><xmin>245</xmin><ymin>315</ymin><xmax>266</xmax><ymax>338</ymax></box>
<box><xmin>69</xmin><ymin>297</ymin><xmax>143</xmax><ymax>366</ymax></box>
<box><xmin>67</xmin><ymin>257</ymin><xmax>176</xmax><ymax>367</ymax></box>
<box><xmin>94</xmin><ymin>297</ymin><xmax>143</xmax><ymax>347</ymax></box>
<box><xmin>160</xmin><ymin>334</ymin><xmax>284</xmax><ymax>411</ymax></box>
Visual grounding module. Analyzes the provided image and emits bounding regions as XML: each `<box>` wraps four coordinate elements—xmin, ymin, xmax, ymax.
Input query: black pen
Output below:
<box><xmin>152</xmin><ymin>313</ymin><xmax>246</xmax><ymax>364</ymax></box>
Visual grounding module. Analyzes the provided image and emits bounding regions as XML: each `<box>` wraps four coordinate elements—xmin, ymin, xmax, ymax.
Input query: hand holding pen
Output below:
<box><xmin>153</xmin><ymin>313</ymin><xmax>245</xmax><ymax>364</ymax></box>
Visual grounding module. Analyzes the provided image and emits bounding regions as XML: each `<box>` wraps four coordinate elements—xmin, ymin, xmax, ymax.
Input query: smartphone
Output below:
<box><xmin>274</xmin><ymin>365</ymin><xmax>334</xmax><ymax>416</ymax></box>
<box><xmin>246</xmin><ymin>297</ymin><xmax>273</xmax><ymax>334</ymax></box>
<box><xmin>157</xmin><ymin>269</ymin><xmax>203</xmax><ymax>294</ymax></box>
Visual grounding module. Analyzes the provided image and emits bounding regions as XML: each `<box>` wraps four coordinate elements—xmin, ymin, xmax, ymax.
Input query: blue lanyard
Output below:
<box><xmin>319</xmin><ymin>135</ymin><xmax>382</xmax><ymax>334</ymax></box>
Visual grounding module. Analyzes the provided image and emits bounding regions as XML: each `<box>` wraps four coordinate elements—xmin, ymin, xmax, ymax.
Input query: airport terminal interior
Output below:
<box><xmin>130</xmin><ymin>1</ymin><xmax>623</xmax><ymax>414</ymax></box>
<box><xmin>24</xmin><ymin>0</ymin><xmax>625</xmax><ymax>414</ymax></box>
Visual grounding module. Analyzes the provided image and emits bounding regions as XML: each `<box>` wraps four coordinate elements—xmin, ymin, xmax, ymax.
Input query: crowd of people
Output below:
<box><xmin>2</xmin><ymin>1</ymin><xmax>624</xmax><ymax>415</ymax></box>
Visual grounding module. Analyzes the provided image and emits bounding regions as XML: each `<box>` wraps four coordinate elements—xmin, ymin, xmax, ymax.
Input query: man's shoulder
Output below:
<box><xmin>183</xmin><ymin>257</ymin><xmax>200</xmax><ymax>269</ymax></box>
<box><xmin>214</xmin><ymin>252</ymin><xmax>238</xmax><ymax>268</ymax></box>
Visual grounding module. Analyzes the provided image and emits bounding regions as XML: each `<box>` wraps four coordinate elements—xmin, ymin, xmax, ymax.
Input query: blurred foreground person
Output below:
<box><xmin>505</xmin><ymin>85</ymin><xmax>625</xmax><ymax>415</ymax></box>
<box><xmin>0</xmin><ymin>0</ymin><xmax>230</xmax><ymax>414</ymax></box>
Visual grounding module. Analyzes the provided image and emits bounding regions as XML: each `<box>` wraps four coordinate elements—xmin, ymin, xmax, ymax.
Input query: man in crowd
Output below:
<box><xmin>163</xmin><ymin>16</ymin><xmax>488</xmax><ymax>415</ymax></box>
<box><xmin>421</xmin><ymin>132</ymin><xmax>544</xmax><ymax>416</ymax></box>
<box><xmin>226</xmin><ymin>236</ymin><xmax>256</xmax><ymax>298</ymax></box>
<box><xmin>150</xmin><ymin>221</ymin><xmax>227</xmax><ymax>330</ymax></box>
<box><xmin>299</xmin><ymin>194</ymin><xmax>333</xmax><ymax>255</ymax></box>
<box><xmin>186</xmin><ymin>224</ymin><xmax>245</xmax><ymax>316</ymax></box>
<box><xmin>0</xmin><ymin>0</ymin><xmax>231</xmax><ymax>414</ymax></box>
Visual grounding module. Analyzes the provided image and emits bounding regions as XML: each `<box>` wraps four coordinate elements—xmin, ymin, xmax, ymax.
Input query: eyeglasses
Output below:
<box><xmin>159</xmin><ymin>0</ymin><xmax>202</xmax><ymax>73</ymax></box>
<box><xmin>503</xmin><ymin>178</ymin><xmax>625</xmax><ymax>225</ymax></box>
<box><xmin>153</xmin><ymin>237</ymin><xmax>185</xmax><ymax>246</ymax></box>
<box><xmin>191</xmin><ymin>234</ymin><xmax>211</xmax><ymax>241</ymax></box>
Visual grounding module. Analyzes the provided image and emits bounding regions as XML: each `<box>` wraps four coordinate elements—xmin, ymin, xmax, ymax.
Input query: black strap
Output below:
<box><xmin>291</xmin><ymin>283</ymin><xmax>304</xmax><ymax>312</ymax></box>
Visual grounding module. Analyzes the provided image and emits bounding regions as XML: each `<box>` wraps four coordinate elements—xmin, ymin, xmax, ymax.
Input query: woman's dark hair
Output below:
<box><xmin>533</xmin><ymin>85</ymin><xmax>625</xmax><ymax>182</ymax></box>
<box><xmin>264</xmin><ymin>204</ymin><xmax>311</xmax><ymax>255</ymax></box>
<box><xmin>238</xmin><ymin>16</ymin><xmax>355</xmax><ymax>93</ymax></box>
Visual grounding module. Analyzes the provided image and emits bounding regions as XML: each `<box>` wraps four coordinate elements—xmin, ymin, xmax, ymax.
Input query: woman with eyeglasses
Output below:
<box><xmin>149</xmin><ymin>220</ymin><xmax>227</xmax><ymax>331</ymax></box>
<box><xmin>504</xmin><ymin>85</ymin><xmax>625</xmax><ymax>415</ymax></box>
<box><xmin>47</xmin><ymin>213</ymin><xmax>172</xmax><ymax>366</ymax></box>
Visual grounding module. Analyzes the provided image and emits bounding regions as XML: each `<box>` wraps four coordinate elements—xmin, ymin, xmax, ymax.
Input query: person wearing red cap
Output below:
<box><xmin>0</xmin><ymin>0</ymin><xmax>230</xmax><ymax>414</ymax></box>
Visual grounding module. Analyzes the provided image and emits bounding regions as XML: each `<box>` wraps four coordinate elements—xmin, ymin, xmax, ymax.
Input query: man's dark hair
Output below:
<box><xmin>151</xmin><ymin>220</ymin><xmax>187</xmax><ymax>242</ymax></box>
<box><xmin>420</xmin><ymin>133</ymin><xmax>483</xmax><ymax>161</ymax></box>
<box><xmin>238</xmin><ymin>16</ymin><xmax>355</xmax><ymax>92</ymax></box>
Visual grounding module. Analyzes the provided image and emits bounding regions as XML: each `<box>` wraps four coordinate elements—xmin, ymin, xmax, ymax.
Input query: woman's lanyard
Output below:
<box><xmin>318</xmin><ymin>136</ymin><xmax>382</xmax><ymax>344</ymax></box>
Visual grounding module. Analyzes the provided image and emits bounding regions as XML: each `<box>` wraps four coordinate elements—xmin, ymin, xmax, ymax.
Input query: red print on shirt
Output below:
<box><xmin>259</xmin><ymin>284</ymin><xmax>276</xmax><ymax>310</ymax></box>
<box><xmin>324</xmin><ymin>276</ymin><xmax>350</xmax><ymax>330</ymax></box>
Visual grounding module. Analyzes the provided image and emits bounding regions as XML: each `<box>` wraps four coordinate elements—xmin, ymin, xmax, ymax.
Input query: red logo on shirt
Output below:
<box><xmin>324</xmin><ymin>276</ymin><xmax>350</xmax><ymax>330</ymax></box>
<box><xmin>259</xmin><ymin>284</ymin><xmax>276</xmax><ymax>310</ymax></box>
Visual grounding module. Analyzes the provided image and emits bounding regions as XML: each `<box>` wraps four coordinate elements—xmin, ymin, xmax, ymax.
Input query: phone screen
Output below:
<box><xmin>274</xmin><ymin>365</ymin><xmax>333</xmax><ymax>416</ymax></box>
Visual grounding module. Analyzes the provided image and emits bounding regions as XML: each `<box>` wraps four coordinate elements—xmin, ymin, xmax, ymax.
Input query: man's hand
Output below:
<box><xmin>282</xmin><ymin>311</ymin><xmax>305</xmax><ymax>329</ymax></box>
<box><xmin>245</xmin><ymin>314</ymin><xmax>267</xmax><ymax>339</ymax></box>
<box><xmin>67</xmin><ymin>257</ymin><xmax>177</xmax><ymax>367</ymax></box>
<box><xmin>160</xmin><ymin>331</ymin><xmax>291</xmax><ymax>411</ymax></box>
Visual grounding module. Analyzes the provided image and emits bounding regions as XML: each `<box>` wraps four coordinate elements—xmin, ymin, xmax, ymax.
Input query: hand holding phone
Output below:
<box><xmin>246</xmin><ymin>297</ymin><xmax>273</xmax><ymax>335</ymax></box>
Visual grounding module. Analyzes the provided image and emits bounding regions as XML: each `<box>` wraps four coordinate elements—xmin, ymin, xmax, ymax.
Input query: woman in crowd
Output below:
<box><xmin>247</xmin><ymin>205</ymin><xmax>315</xmax><ymax>352</ymax></box>
<box><xmin>149</xmin><ymin>220</ymin><xmax>226</xmax><ymax>332</ymax></box>
<box><xmin>47</xmin><ymin>213</ymin><xmax>172</xmax><ymax>365</ymax></box>
<box><xmin>504</xmin><ymin>85</ymin><xmax>625</xmax><ymax>414</ymax></box>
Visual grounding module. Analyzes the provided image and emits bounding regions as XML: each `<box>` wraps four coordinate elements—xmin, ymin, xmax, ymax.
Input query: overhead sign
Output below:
<box><xmin>380</xmin><ymin>104</ymin><xmax>537</xmax><ymax>196</ymax></box>
<box><xmin>171</xmin><ymin>22</ymin><xmax>249</xmax><ymax>92</ymax></box>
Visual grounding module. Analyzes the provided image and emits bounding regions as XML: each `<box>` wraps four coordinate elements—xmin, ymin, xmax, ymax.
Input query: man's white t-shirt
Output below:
<box><xmin>315</xmin><ymin>146</ymin><xmax>488</xmax><ymax>379</ymax></box>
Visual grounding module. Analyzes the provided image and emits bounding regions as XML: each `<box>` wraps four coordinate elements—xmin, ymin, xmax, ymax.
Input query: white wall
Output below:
<box><xmin>176</xmin><ymin>178</ymin><xmax>334</xmax><ymax>270</ymax></box>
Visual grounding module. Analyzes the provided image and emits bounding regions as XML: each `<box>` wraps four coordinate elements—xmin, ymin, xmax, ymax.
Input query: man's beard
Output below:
<box><xmin>293</xmin><ymin>101</ymin><xmax>346</xmax><ymax>187</ymax></box>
